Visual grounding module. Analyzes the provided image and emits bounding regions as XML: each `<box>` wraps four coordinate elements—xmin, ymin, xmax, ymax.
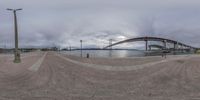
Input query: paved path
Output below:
<box><xmin>28</xmin><ymin>52</ymin><xmax>47</xmax><ymax>72</ymax></box>
<box><xmin>0</xmin><ymin>52</ymin><xmax>200</xmax><ymax>100</ymax></box>
<box><xmin>56</xmin><ymin>53</ymin><xmax>198</xmax><ymax>71</ymax></box>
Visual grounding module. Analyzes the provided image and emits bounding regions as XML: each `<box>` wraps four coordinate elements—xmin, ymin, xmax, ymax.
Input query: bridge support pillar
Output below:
<box><xmin>163</xmin><ymin>40</ymin><xmax>167</xmax><ymax>49</ymax></box>
<box><xmin>145</xmin><ymin>40</ymin><xmax>148</xmax><ymax>51</ymax></box>
<box><xmin>173</xmin><ymin>42</ymin><xmax>178</xmax><ymax>55</ymax></box>
<box><xmin>180</xmin><ymin>44</ymin><xmax>183</xmax><ymax>53</ymax></box>
<box><xmin>173</xmin><ymin>43</ymin><xmax>176</xmax><ymax>50</ymax></box>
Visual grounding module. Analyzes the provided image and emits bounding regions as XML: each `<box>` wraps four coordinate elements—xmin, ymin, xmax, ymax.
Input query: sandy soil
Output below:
<box><xmin>0</xmin><ymin>51</ymin><xmax>200</xmax><ymax>100</ymax></box>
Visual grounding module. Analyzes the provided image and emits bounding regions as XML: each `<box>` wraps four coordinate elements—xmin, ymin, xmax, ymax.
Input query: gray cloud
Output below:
<box><xmin>0</xmin><ymin>0</ymin><xmax>200</xmax><ymax>48</ymax></box>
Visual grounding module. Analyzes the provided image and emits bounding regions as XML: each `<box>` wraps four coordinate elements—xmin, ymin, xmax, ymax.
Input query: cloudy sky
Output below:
<box><xmin>0</xmin><ymin>0</ymin><xmax>200</xmax><ymax>49</ymax></box>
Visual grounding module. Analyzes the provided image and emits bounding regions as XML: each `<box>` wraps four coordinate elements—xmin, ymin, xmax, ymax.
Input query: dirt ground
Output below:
<box><xmin>0</xmin><ymin>51</ymin><xmax>200</xmax><ymax>100</ymax></box>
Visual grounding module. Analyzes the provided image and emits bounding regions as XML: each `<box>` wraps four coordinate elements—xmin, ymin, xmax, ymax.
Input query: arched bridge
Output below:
<box><xmin>104</xmin><ymin>36</ymin><xmax>198</xmax><ymax>51</ymax></box>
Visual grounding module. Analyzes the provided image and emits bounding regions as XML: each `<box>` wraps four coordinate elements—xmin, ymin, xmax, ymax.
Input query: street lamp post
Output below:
<box><xmin>80</xmin><ymin>40</ymin><xmax>82</xmax><ymax>57</ymax></box>
<box><xmin>7</xmin><ymin>8</ymin><xmax>22</xmax><ymax>63</ymax></box>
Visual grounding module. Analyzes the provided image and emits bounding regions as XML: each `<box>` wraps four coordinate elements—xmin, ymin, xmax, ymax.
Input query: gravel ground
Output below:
<box><xmin>0</xmin><ymin>51</ymin><xmax>200</xmax><ymax>100</ymax></box>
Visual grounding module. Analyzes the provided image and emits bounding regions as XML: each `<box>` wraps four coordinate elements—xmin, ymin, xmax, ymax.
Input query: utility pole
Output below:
<box><xmin>80</xmin><ymin>40</ymin><xmax>83</xmax><ymax>57</ymax></box>
<box><xmin>7</xmin><ymin>8</ymin><xmax>22</xmax><ymax>63</ymax></box>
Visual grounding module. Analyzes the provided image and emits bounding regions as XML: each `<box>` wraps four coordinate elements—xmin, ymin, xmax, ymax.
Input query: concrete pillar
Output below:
<box><xmin>174</xmin><ymin>43</ymin><xmax>176</xmax><ymax>50</ymax></box>
<box><xmin>173</xmin><ymin>42</ymin><xmax>178</xmax><ymax>55</ymax></box>
<box><xmin>145</xmin><ymin>40</ymin><xmax>148</xmax><ymax>51</ymax></box>
<box><xmin>14</xmin><ymin>10</ymin><xmax>21</xmax><ymax>63</ymax></box>
<box><xmin>163</xmin><ymin>40</ymin><xmax>167</xmax><ymax>49</ymax></box>
<box><xmin>180</xmin><ymin>44</ymin><xmax>185</xmax><ymax>53</ymax></box>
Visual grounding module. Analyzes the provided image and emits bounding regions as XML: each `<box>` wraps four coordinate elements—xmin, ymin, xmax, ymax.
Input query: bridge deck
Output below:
<box><xmin>104</xmin><ymin>36</ymin><xmax>198</xmax><ymax>50</ymax></box>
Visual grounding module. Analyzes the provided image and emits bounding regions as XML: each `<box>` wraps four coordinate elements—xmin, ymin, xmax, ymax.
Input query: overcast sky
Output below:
<box><xmin>0</xmin><ymin>0</ymin><xmax>200</xmax><ymax>49</ymax></box>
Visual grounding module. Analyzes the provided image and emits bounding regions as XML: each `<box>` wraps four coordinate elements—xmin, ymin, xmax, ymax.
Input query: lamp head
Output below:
<box><xmin>16</xmin><ymin>8</ymin><xmax>22</xmax><ymax>11</ymax></box>
<box><xmin>6</xmin><ymin>8</ymin><xmax>13</xmax><ymax>11</ymax></box>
